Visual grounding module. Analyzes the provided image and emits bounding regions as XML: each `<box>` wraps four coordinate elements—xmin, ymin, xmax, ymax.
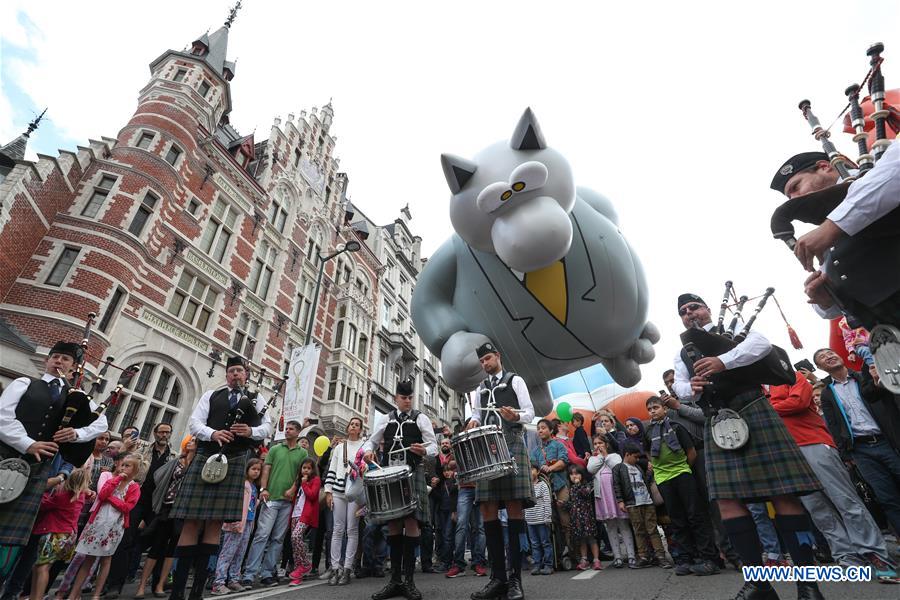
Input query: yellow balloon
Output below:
<box><xmin>313</xmin><ymin>435</ymin><xmax>330</xmax><ymax>456</ymax></box>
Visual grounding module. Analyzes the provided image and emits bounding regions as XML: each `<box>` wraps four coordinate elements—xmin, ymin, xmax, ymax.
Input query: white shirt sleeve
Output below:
<box><xmin>0</xmin><ymin>377</ymin><xmax>36</xmax><ymax>454</ymax></box>
<box><xmin>250</xmin><ymin>393</ymin><xmax>273</xmax><ymax>441</ymax></box>
<box><xmin>828</xmin><ymin>141</ymin><xmax>900</xmax><ymax>236</ymax></box>
<box><xmin>812</xmin><ymin>302</ymin><xmax>843</xmax><ymax>320</ymax></box>
<box><xmin>75</xmin><ymin>403</ymin><xmax>108</xmax><ymax>443</ymax></box>
<box><xmin>469</xmin><ymin>388</ymin><xmax>486</xmax><ymax>426</ymax></box>
<box><xmin>511</xmin><ymin>376</ymin><xmax>535</xmax><ymax>424</ymax></box>
<box><xmin>362</xmin><ymin>415</ymin><xmax>388</xmax><ymax>455</ymax></box>
<box><xmin>672</xmin><ymin>351</ymin><xmax>696</xmax><ymax>401</ymax></box>
<box><xmin>417</xmin><ymin>413</ymin><xmax>439</xmax><ymax>457</ymax></box>
<box><xmin>189</xmin><ymin>389</ymin><xmax>216</xmax><ymax>441</ymax></box>
<box><xmin>717</xmin><ymin>330</ymin><xmax>772</xmax><ymax>370</ymax></box>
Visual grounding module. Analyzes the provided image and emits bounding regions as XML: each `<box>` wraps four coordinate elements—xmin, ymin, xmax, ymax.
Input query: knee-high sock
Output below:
<box><xmin>403</xmin><ymin>536</ymin><xmax>420</xmax><ymax>580</ymax></box>
<box><xmin>387</xmin><ymin>534</ymin><xmax>403</xmax><ymax>582</ymax></box>
<box><xmin>188</xmin><ymin>543</ymin><xmax>218</xmax><ymax>599</ymax></box>
<box><xmin>169</xmin><ymin>545</ymin><xmax>197</xmax><ymax>599</ymax></box>
<box><xmin>507</xmin><ymin>519</ymin><xmax>525</xmax><ymax>579</ymax></box>
<box><xmin>774</xmin><ymin>514</ymin><xmax>816</xmax><ymax>567</ymax></box>
<box><xmin>483</xmin><ymin>519</ymin><xmax>507</xmax><ymax>582</ymax></box>
<box><xmin>722</xmin><ymin>517</ymin><xmax>772</xmax><ymax>591</ymax></box>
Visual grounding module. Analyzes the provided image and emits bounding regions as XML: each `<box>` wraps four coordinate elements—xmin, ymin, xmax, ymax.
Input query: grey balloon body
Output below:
<box><xmin>411</xmin><ymin>109</ymin><xmax>658</xmax><ymax>416</ymax></box>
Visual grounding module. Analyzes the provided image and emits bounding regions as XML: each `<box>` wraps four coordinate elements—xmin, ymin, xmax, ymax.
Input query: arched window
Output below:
<box><xmin>105</xmin><ymin>359</ymin><xmax>184</xmax><ymax>439</ymax></box>
<box><xmin>358</xmin><ymin>334</ymin><xmax>368</xmax><ymax>362</ymax></box>
<box><xmin>233</xmin><ymin>312</ymin><xmax>260</xmax><ymax>357</ymax></box>
<box><xmin>248</xmin><ymin>240</ymin><xmax>277</xmax><ymax>300</ymax></box>
<box><xmin>334</xmin><ymin>320</ymin><xmax>345</xmax><ymax>349</ymax></box>
<box><xmin>347</xmin><ymin>324</ymin><xmax>358</xmax><ymax>352</ymax></box>
<box><xmin>268</xmin><ymin>188</ymin><xmax>291</xmax><ymax>233</ymax></box>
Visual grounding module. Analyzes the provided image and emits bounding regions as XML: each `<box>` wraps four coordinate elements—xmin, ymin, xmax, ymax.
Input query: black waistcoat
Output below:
<box><xmin>826</xmin><ymin>205</ymin><xmax>900</xmax><ymax>318</ymax></box>
<box><xmin>200</xmin><ymin>387</ymin><xmax>263</xmax><ymax>452</ymax></box>
<box><xmin>382</xmin><ymin>409</ymin><xmax>424</xmax><ymax>468</ymax></box>
<box><xmin>479</xmin><ymin>372</ymin><xmax>524</xmax><ymax>435</ymax></box>
<box><xmin>0</xmin><ymin>378</ymin><xmax>67</xmax><ymax>458</ymax></box>
<box><xmin>679</xmin><ymin>348</ymin><xmax>761</xmax><ymax>412</ymax></box>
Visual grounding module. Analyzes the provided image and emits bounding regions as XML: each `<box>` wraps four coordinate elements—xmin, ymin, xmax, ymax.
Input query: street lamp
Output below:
<box><xmin>304</xmin><ymin>240</ymin><xmax>362</xmax><ymax>346</ymax></box>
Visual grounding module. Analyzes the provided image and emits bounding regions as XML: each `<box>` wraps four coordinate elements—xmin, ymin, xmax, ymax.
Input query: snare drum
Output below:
<box><xmin>451</xmin><ymin>425</ymin><xmax>515</xmax><ymax>485</ymax></box>
<box><xmin>363</xmin><ymin>465</ymin><xmax>416</xmax><ymax>524</ymax></box>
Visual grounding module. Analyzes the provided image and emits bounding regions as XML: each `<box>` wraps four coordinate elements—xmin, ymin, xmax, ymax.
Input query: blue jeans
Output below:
<box><xmin>242</xmin><ymin>499</ymin><xmax>293</xmax><ymax>580</ymax></box>
<box><xmin>362</xmin><ymin>521</ymin><xmax>388</xmax><ymax>570</ymax></box>
<box><xmin>435</xmin><ymin>509</ymin><xmax>455</xmax><ymax>566</ymax></box>
<box><xmin>855</xmin><ymin>345</ymin><xmax>875</xmax><ymax>366</ymax></box>
<box><xmin>748</xmin><ymin>503</ymin><xmax>783</xmax><ymax>559</ymax></box>
<box><xmin>453</xmin><ymin>487</ymin><xmax>486</xmax><ymax>568</ymax></box>
<box><xmin>852</xmin><ymin>438</ymin><xmax>900</xmax><ymax>535</ymax></box>
<box><xmin>528</xmin><ymin>524</ymin><xmax>552</xmax><ymax>569</ymax></box>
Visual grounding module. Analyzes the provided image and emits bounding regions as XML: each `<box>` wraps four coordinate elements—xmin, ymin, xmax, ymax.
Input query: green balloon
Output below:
<box><xmin>557</xmin><ymin>401</ymin><xmax>573</xmax><ymax>422</ymax></box>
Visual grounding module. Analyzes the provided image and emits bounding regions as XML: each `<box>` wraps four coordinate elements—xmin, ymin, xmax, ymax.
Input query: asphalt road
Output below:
<box><xmin>209</xmin><ymin>567</ymin><xmax>899</xmax><ymax>600</ymax></box>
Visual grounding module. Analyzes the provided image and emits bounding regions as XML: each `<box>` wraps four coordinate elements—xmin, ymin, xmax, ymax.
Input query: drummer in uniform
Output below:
<box><xmin>363</xmin><ymin>379</ymin><xmax>438</xmax><ymax>600</ymax></box>
<box><xmin>0</xmin><ymin>341</ymin><xmax>108</xmax><ymax>578</ymax></box>
<box><xmin>167</xmin><ymin>356</ymin><xmax>271</xmax><ymax>600</ymax></box>
<box><xmin>464</xmin><ymin>343</ymin><xmax>534</xmax><ymax>600</ymax></box>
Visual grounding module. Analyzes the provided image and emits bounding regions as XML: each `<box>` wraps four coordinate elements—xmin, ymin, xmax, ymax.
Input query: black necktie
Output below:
<box><xmin>492</xmin><ymin>375</ymin><xmax>500</xmax><ymax>387</ymax></box>
<box><xmin>49</xmin><ymin>379</ymin><xmax>62</xmax><ymax>403</ymax></box>
<box><xmin>229</xmin><ymin>389</ymin><xmax>240</xmax><ymax>409</ymax></box>
<box><xmin>399</xmin><ymin>412</ymin><xmax>408</xmax><ymax>422</ymax></box>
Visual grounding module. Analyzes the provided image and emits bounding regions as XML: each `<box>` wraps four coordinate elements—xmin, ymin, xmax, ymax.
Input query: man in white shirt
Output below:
<box><xmin>673</xmin><ymin>295</ymin><xmax>824</xmax><ymax>600</ymax></box>
<box><xmin>770</xmin><ymin>143</ymin><xmax>900</xmax><ymax>331</ymax></box>
<box><xmin>464</xmin><ymin>343</ymin><xmax>534</xmax><ymax>600</ymax></box>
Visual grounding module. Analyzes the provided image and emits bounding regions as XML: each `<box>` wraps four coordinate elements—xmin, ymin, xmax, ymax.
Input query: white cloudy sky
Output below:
<box><xmin>2</xmin><ymin>0</ymin><xmax>897</xmax><ymax>390</ymax></box>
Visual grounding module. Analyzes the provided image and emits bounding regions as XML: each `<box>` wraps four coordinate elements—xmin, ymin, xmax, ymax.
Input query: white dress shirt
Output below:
<box><xmin>189</xmin><ymin>388</ymin><xmax>272</xmax><ymax>442</ymax></box>
<box><xmin>828</xmin><ymin>140</ymin><xmax>900</xmax><ymax>236</ymax></box>
<box><xmin>0</xmin><ymin>373</ymin><xmax>109</xmax><ymax>454</ymax></box>
<box><xmin>672</xmin><ymin>324</ymin><xmax>772</xmax><ymax>401</ymax></box>
<box><xmin>469</xmin><ymin>370</ymin><xmax>535</xmax><ymax>426</ymax></box>
<box><xmin>362</xmin><ymin>410</ymin><xmax>438</xmax><ymax>459</ymax></box>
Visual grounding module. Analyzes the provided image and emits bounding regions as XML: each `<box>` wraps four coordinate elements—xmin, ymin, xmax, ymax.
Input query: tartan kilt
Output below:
<box><xmin>411</xmin><ymin>464</ymin><xmax>430</xmax><ymax>524</ymax></box>
<box><xmin>475</xmin><ymin>430</ymin><xmax>535</xmax><ymax>509</ymax></box>
<box><xmin>704</xmin><ymin>397</ymin><xmax>822</xmax><ymax>502</ymax></box>
<box><xmin>170</xmin><ymin>448</ymin><xmax>249</xmax><ymax>522</ymax></box>
<box><xmin>0</xmin><ymin>458</ymin><xmax>53</xmax><ymax>546</ymax></box>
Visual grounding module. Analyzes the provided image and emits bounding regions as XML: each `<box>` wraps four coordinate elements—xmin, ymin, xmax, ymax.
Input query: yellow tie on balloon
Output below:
<box><xmin>524</xmin><ymin>260</ymin><xmax>567</xmax><ymax>324</ymax></box>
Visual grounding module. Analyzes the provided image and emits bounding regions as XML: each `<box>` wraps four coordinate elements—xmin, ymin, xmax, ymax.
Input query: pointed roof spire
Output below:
<box><xmin>1</xmin><ymin>108</ymin><xmax>47</xmax><ymax>162</ymax></box>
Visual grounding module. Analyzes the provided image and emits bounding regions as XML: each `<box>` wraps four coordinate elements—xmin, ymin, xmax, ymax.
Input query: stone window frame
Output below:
<box><xmin>44</xmin><ymin>245</ymin><xmax>81</xmax><ymax>287</ymax></box>
<box><xmin>106</xmin><ymin>359</ymin><xmax>182</xmax><ymax>439</ymax></box>
<box><xmin>199</xmin><ymin>196</ymin><xmax>238</xmax><ymax>263</ymax></box>
<box><xmin>166</xmin><ymin>267</ymin><xmax>219</xmax><ymax>333</ymax></box>
<box><xmin>80</xmin><ymin>172</ymin><xmax>118</xmax><ymax>218</ymax></box>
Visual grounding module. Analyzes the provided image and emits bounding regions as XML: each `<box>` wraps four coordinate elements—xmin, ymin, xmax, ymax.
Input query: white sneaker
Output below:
<box><xmin>318</xmin><ymin>568</ymin><xmax>333</xmax><ymax>581</ymax></box>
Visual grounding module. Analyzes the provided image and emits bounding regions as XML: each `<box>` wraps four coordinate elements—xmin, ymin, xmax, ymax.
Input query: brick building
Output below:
<box><xmin>0</xmin><ymin>15</ymin><xmax>466</xmax><ymax>440</ymax></box>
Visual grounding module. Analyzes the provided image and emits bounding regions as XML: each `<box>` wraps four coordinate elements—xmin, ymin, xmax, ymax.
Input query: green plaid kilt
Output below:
<box><xmin>0</xmin><ymin>458</ymin><xmax>53</xmax><ymax>546</ymax></box>
<box><xmin>411</xmin><ymin>464</ymin><xmax>430</xmax><ymax>524</ymax></box>
<box><xmin>170</xmin><ymin>449</ymin><xmax>249</xmax><ymax>522</ymax></box>
<box><xmin>475</xmin><ymin>431</ymin><xmax>535</xmax><ymax>509</ymax></box>
<box><xmin>704</xmin><ymin>397</ymin><xmax>821</xmax><ymax>502</ymax></box>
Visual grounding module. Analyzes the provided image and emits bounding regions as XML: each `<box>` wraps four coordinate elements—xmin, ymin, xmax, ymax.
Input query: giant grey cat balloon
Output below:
<box><xmin>411</xmin><ymin>108</ymin><xmax>659</xmax><ymax>416</ymax></box>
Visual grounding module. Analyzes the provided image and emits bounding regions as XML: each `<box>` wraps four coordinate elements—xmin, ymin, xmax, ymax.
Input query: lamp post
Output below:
<box><xmin>304</xmin><ymin>240</ymin><xmax>362</xmax><ymax>346</ymax></box>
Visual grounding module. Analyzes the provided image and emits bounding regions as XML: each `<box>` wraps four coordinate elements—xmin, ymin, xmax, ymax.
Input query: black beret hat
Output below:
<box><xmin>49</xmin><ymin>341</ymin><xmax>80</xmax><ymax>360</ymax></box>
<box><xmin>226</xmin><ymin>355</ymin><xmax>246</xmax><ymax>369</ymax></box>
<box><xmin>677</xmin><ymin>294</ymin><xmax>706</xmax><ymax>312</ymax></box>
<box><xmin>770</xmin><ymin>151</ymin><xmax>828</xmax><ymax>194</ymax></box>
<box><xmin>396</xmin><ymin>379</ymin><xmax>414</xmax><ymax>396</ymax></box>
<box><xmin>475</xmin><ymin>342</ymin><xmax>500</xmax><ymax>359</ymax></box>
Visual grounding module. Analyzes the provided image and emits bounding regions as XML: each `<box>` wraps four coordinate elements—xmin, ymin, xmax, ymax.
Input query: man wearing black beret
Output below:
<box><xmin>363</xmin><ymin>379</ymin><xmax>438</xmax><ymax>600</ymax></box>
<box><xmin>771</xmin><ymin>142</ymin><xmax>900</xmax><ymax>334</ymax></box>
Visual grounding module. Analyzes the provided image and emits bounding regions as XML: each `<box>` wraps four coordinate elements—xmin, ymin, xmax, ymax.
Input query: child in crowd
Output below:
<box><xmin>212</xmin><ymin>458</ymin><xmax>263</xmax><ymax>595</ymax></box>
<box><xmin>838</xmin><ymin>316</ymin><xmax>874</xmax><ymax>366</ymax></box>
<box><xmin>587</xmin><ymin>435</ymin><xmax>633</xmax><ymax>568</ymax></box>
<box><xmin>29</xmin><ymin>468</ymin><xmax>91</xmax><ymax>600</ymax></box>
<box><xmin>613</xmin><ymin>444</ymin><xmax>666</xmax><ymax>569</ymax></box>
<box><xmin>288</xmin><ymin>458</ymin><xmax>321</xmax><ymax>585</ymax></box>
<box><xmin>435</xmin><ymin>462</ymin><xmax>458</xmax><ymax>570</ymax></box>
<box><xmin>571</xmin><ymin>413</ymin><xmax>592</xmax><ymax>460</ymax></box>
<box><xmin>563</xmin><ymin>464</ymin><xmax>602</xmax><ymax>570</ymax></box>
<box><xmin>68</xmin><ymin>454</ymin><xmax>142</xmax><ymax>600</ymax></box>
<box><xmin>524</xmin><ymin>466</ymin><xmax>554</xmax><ymax>575</ymax></box>
<box><xmin>644</xmin><ymin>396</ymin><xmax>711</xmax><ymax>574</ymax></box>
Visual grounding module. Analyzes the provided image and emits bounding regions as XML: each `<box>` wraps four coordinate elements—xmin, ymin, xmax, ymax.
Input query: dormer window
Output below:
<box><xmin>191</xmin><ymin>41</ymin><xmax>207</xmax><ymax>56</ymax></box>
<box><xmin>198</xmin><ymin>80</ymin><xmax>211</xmax><ymax>98</ymax></box>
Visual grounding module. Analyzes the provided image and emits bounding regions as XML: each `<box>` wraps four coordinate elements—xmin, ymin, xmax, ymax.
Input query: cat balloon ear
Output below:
<box><xmin>510</xmin><ymin>107</ymin><xmax>547</xmax><ymax>151</ymax></box>
<box><xmin>441</xmin><ymin>153</ymin><xmax>478</xmax><ymax>194</ymax></box>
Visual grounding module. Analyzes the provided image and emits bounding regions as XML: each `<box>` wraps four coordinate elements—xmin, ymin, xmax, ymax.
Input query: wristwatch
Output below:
<box><xmin>58</xmin><ymin>472</ymin><xmax>68</xmax><ymax>482</ymax></box>
<box><xmin>260</xmin><ymin>488</ymin><xmax>267</xmax><ymax>493</ymax></box>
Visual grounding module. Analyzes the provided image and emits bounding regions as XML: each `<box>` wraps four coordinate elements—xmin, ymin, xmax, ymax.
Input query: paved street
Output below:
<box><xmin>205</xmin><ymin>568</ymin><xmax>898</xmax><ymax>600</ymax></box>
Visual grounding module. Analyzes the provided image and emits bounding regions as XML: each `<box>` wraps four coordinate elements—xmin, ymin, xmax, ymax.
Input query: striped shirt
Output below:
<box><xmin>524</xmin><ymin>479</ymin><xmax>552</xmax><ymax>525</ymax></box>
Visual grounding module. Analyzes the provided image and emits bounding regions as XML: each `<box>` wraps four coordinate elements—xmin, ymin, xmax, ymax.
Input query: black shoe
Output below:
<box><xmin>690</xmin><ymin>560</ymin><xmax>720</xmax><ymax>576</ymax></box>
<box><xmin>373</xmin><ymin>568</ymin><xmax>386</xmax><ymax>578</ymax></box>
<box><xmin>630</xmin><ymin>558</ymin><xmax>652</xmax><ymax>569</ymax></box>
<box><xmin>506</xmin><ymin>576</ymin><xmax>524</xmax><ymax>600</ymax></box>
<box><xmin>372</xmin><ymin>580</ymin><xmax>406</xmax><ymax>600</ymax></box>
<box><xmin>470</xmin><ymin>578</ymin><xmax>508</xmax><ymax>600</ymax></box>
<box><xmin>733</xmin><ymin>582</ymin><xmax>780</xmax><ymax>600</ymax></box>
<box><xmin>674</xmin><ymin>562</ymin><xmax>693</xmax><ymax>576</ymax></box>
<box><xmin>259</xmin><ymin>576</ymin><xmax>278</xmax><ymax>587</ymax></box>
<box><xmin>403</xmin><ymin>577</ymin><xmax>423</xmax><ymax>600</ymax></box>
<box><xmin>421</xmin><ymin>566</ymin><xmax>435</xmax><ymax>574</ymax></box>
<box><xmin>797</xmin><ymin>582</ymin><xmax>824</xmax><ymax>600</ymax></box>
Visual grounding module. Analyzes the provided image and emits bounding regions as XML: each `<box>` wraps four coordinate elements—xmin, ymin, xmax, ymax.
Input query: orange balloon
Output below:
<box><xmin>604</xmin><ymin>390</ymin><xmax>654</xmax><ymax>423</ymax></box>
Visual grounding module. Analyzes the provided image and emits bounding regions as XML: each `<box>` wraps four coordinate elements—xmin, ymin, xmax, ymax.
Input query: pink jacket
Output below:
<box><xmin>222</xmin><ymin>480</ymin><xmax>254</xmax><ymax>533</ymax></box>
<box><xmin>839</xmin><ymin>316</ymin><xmax>870</xmax><ymax>353</ymax></box>
<box><xmin>88</xmin><ymin>475</ymin><xmax>140</xmax><ymax>528</ymax></box>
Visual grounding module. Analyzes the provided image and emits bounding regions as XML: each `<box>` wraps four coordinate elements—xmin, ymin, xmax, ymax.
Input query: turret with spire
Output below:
<box><xmin>1</xmin><ymin>108</ymin><xmax>47</xmax><ymax>163</ymax></box>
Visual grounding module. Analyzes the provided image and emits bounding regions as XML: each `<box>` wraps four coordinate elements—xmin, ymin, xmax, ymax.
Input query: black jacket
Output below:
<box><xmin>819</xmin><ymin>368</ymin><xmax>900</xmax><ymax>459</ymax></box>
<box><xmin>612</xmin><ymin>461</ymin><xmax>653</xmax><ymax>507</ymax></box>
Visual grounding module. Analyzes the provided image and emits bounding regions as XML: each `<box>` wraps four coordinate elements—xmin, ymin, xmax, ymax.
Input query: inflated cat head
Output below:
<box><xmin>442</xmin><ymin>108</ymin><xmax>576</xmax><ymax>273</ymax></box>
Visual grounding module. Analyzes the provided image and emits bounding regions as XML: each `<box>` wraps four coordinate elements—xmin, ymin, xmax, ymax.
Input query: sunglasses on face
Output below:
<box><xmin>678</xmin><ymin>303</ymin><xmax>704</xmax><ymax>316</ymax></box>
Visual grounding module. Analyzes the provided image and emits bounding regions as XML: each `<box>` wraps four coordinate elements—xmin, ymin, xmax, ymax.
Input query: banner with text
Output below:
<box><xmin>281</xmin><ymin>343</ymin><xmax>321</xmax><ymax>432</ymax></box>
